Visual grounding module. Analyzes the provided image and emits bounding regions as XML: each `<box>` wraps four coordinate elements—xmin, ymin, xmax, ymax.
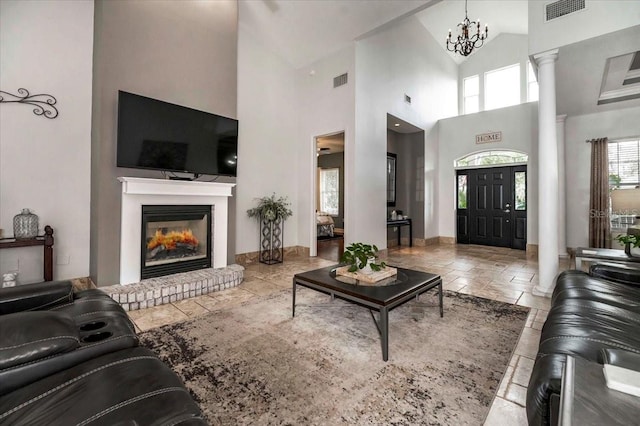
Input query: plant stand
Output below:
<box><xmin>259</xmin><ymin>216</ymin><xmax>283</xmax><ymax>264</ymax></box>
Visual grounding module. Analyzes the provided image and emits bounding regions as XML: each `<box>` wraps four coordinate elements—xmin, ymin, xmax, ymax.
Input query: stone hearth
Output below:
<box><xmin>100</xmin><ymin>265</ymin><xmax>244</xmax><ymax>311</ymax></box>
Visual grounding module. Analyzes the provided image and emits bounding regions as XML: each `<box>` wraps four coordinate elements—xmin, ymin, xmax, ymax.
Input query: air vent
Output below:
<box><xmin>404</xmin><ymin>94</ymin><xmax>412</xmax><ymax>104</ymax></box>
<box><xmin>333</xmin><ymin>73</ymin><xmax>348</xmax><ymax>88</ymax></box>
<box><xmin>545</xmin><ymin>0</ymin><xmax>585</xmax><ymax>21</ymax></box>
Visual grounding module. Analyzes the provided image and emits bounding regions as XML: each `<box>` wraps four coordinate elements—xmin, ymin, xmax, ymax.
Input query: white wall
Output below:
<box><xmin>236</xmin><ymin>23</ymin><xmax>299</xmax><ymax>255</ymax></box>
<box><xmin>438</xmin><ymin>103</ymin><xmax>539</xmax><ymax>243</ymax></box>
<box><xmin>295</xmin><ymin>46</ymin><xmax>355</xmax><ymax>254</ymax></box>
<box><xmin>0</xmin><ymin>0</ymin><xmax>93</xmax><ymax>283</ymax></box>
<box><xmin>354</xmin><ymin>16</ymin><xmax>458</xmax><ymax>248</ymax></box>
<box><xmin>459</xmin><ymin>34</ymin><xmax>530</xmax><ymax>115</ymax></box>
<box><xmin>565</xmin><ymin>106</ymin><xmax>640</xmax><ymax>248</ymax></box>
<box><xmin>528</xmin><ymin>0</ymin><xmax>640</xmax><ymax>55</ymax></box>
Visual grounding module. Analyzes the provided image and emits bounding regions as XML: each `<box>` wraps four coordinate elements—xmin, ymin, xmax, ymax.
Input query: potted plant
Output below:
<box><xmin>340</xmin><ymin>242</ymin><xmax>387</xmax><ymax>273</ymax></box>
<box><xmin>247</xmin><ymin>193</ymin><xmax>293</xmax><ymax>222</ymax></box>
<box><xmin>247</xmin><ymin>193</ymin><xmax>293</xmax><ymax>264</ymax></box>
<box><xmin>615</xmin><ymin>230</ymin><xmax>640</xmax><ymax>257</ymax></box>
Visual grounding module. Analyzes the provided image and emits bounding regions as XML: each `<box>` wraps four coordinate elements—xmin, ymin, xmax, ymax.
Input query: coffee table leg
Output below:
<box><xmin>438</xmin><ymin>281</ymin><xmax>443</xmax><ymax>318</ymax></box>
<box><xmin>292</xmin><ymin>278</ymin><xmax>296</xmax><ymax>318</ymax></box>
<box><xmin>381</xmin><ymin>308</ymin><xmax>389</xmax><ymax>362</ymax></box>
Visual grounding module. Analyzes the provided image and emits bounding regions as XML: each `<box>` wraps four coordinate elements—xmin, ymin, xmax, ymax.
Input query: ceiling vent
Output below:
<box><xmin>333</xmin><ymin>73</ymin><xmax>348</xmax><ymax>88</ymax></box>
<box><xmin>545</xmin><ymin>0</ymin><xmax>585</xmax><ymax>22</ymax></box>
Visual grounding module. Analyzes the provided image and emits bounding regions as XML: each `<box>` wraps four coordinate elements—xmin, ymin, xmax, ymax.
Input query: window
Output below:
<box><xmin>527</xmin><ymin>62</ymin><xmax>539</xmax><ymax>102</ymax></box>
<box><xmin>455</xmin><ymin>151</ymin><xmax>528</xmax><ymax>168</ymax></box>
<box><xmin>463</xmin><ymin>75</ymin><xmax>479</xmax><ymax>114</ymax></box>
<box><xmin>319</xmin><ymin>168</ymin><xmax>339</xmax><ymax>215</ymax></box>
<box><xmin>609</xmin><ymin>139</ymin><xmax>640</xmax><ymax>188</ymax></box>
<box><xmin>457</xmin><ymin>175</ymin><xmax>468</xmax><ymax>209</ymax></box>
<box><xmin>485</xmin><ymin>64</ymin><xmax>520</xmax><ymax>111</ymax></box>
<box><xmin>515</xmin><ymin>171</ymin><xmax>526</xmax><ymax>210</ymax></box>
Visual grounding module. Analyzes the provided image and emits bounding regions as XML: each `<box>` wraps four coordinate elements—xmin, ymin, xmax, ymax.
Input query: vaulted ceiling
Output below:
<box><xmin>239</xmin><ymin>0</ymin><xmax>529</xmax><ymax>69</ymax></box>
<box><xmin>239</xmin><ymin>1</ymin><xmax>640</xmax><ymax>117</ymax></box>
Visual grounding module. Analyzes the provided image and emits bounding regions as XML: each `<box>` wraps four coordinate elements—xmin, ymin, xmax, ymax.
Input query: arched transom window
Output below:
<box><xmin>455</xmin><ymin>150</ymin><xmax>528</xmax><ymax>168</ymax></box>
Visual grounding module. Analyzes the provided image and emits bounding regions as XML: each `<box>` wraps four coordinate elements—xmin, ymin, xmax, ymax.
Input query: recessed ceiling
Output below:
<box><xmin>317</xmin><ymin>133</ymin><xmax>344</xmax><ymax>155</ymax></box>
<box><xmin>556</xmin><ymin>25</ymin><xmax>640</xmax><ymax>116</ymax></box>
<box><xmin>387</xmin><ymin>114</ymin><xmax>423</xmax><ymax>134</ymax></box>
<box><xmin>598</xmin><ymin>51</ymin><xmax>640</xmax><ymax>105</ymax></box>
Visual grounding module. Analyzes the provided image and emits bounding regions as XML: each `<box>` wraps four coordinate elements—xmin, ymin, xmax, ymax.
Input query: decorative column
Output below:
<box><xmin>556</xmin><ymin>114</ymin><xmax>568</xmax><ymax>258</ymax></box>
<box><xmin>533</xmin><ymin>49</ymin><xmax>559</xmax><ymax>297</ymax></box>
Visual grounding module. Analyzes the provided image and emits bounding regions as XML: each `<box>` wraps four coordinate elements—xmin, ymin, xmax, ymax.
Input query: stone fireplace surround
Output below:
<box><xmin>99</xmin><ymin>177</ymin><xmax>243</xmax><ymax>311</ymax></box>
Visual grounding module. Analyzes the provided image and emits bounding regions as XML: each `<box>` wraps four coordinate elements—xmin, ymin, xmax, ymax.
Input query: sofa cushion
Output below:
<box><xmin>551</xmin><ymin>270</ymin><xmax>640</xmax><ymax>312</ymax></box>
<box><xmin>0</xmin><ymin>281</ymin><xmax>73</xmax><ymax>315</ymax></box>
<box><xmin>0</xmin><ymin>311</ymin><xmax>78</xmax><ymax>370</ymax></box>
<box><xmin>0</xmin><ymin>289</ymin><xmax>138</xmax><ymax>396</ymax></box>
<box><xmin>0</xmin><ymin>347</ymin><xmax>206</xmax><ymax>425</ymax></box>
<box><xmin>540</xmin><ymin>299</ymin><xmax>640</xmax><ymax>361</ymax></box>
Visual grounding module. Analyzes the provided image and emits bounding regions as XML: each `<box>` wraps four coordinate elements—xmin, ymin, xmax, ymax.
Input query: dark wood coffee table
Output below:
<box><xmin>292</xmin><ymin>265</ymin><xmax>442</xmax><ymax>361</ymax></box>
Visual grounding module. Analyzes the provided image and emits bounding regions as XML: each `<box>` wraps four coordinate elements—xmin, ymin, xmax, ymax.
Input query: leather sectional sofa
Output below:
<box><xmin>0</xmin><ymin>280</ymin><xmax>206</xmax><ymax>425</ymax></box>
<box><xmin>527</xmin><ymin>263</ymin><xmax>640</xmax><ymax>425</ymax></box>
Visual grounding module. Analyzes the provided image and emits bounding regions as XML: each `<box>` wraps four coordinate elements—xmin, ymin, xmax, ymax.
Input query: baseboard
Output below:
<box><xmin>439</xmin><ymin>236</ymin><xmax>456</xmax><ymax>245</ymax></box>
<box><xmin>526</xmin><ymin>244</ymin><xmax>538</xmax><ymax>259</ymax></box>
<box><xmin>235</xmin><ymin>245</ymin><xmax>309</xmax><ymax>266</ymax></box>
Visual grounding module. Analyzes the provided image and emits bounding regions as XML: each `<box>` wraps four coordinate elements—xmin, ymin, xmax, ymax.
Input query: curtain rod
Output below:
<box><xmin>585</xmin><ymin>135</ymin><xmax>638</xmax><ymax>143</ymax></box>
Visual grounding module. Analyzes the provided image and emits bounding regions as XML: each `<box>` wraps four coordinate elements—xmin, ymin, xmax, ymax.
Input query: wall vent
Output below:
<box><xmin>545</xmin><ymin>0</ymin><xmax>585</xmax><ymax>22</ymax></box>
<box><xmin>333</xmin><ymin>73</ymin><xmax>348</xmax><ymax>88</ymax></box>
<box><xmin>404</xmin><ymin>94</ymin><xmax>412</xmax><ymax>104</ymax></box>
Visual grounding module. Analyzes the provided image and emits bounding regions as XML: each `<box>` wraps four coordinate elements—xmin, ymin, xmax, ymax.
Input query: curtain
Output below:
<box><xmin>589</xmin><ymin>137</ymin><xmax>610</xmax><ymax>248</ymax></box>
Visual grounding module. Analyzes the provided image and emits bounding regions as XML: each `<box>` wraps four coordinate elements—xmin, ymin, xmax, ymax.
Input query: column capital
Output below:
<box><xmin>556</xmin><ymin>114</ymin><xmax>567</xmax><ymax>123</ymax></box>
<box><xmin>533</xmin><ymin>49</ymin><xmax>559</xmax><ymax>66</ymax></box>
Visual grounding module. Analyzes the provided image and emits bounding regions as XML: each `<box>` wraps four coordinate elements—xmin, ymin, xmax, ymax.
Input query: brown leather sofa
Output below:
<box><xmin>0</xmin><ymin>280</ymin><xmax>206</xmax><ymax>425</ymax></box>
<box><xmin>526</xmin><ymin>263</ymin><xmax>640</xmax><ymax>425</ymax></box>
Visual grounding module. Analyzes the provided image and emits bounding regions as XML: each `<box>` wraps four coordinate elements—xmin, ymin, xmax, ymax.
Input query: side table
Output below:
<box><xmin>0</xmin><ymin>225</ymin><xmax>54</xmax><ymax>281</ymax></box>
<box><xmin>574</xmin><ymin>247</ymin><xmax>640</xmax><ymax>271</ymax></box>
<box><xmin>559</xmin><ymin>356</ymin><xmax>640</xmax><ymax>425</ymax></box>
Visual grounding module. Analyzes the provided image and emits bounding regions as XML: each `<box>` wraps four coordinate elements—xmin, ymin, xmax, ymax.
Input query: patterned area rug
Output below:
<box><xmin>139</xmin><ymin>287</ymin><xmax>529</xmax><ymax>425</ymax></box>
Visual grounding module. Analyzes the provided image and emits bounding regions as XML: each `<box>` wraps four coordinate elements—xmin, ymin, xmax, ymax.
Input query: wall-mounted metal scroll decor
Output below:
<box><xmin>0</xmin><ymin>88</ymin><xmax>59</xmax><ymax>119</ymax></box>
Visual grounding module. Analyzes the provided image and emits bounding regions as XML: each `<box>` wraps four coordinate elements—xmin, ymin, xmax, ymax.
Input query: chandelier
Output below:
<box><xmin>446</xmin><ymin>0</ymin><xmax>488</xmax><ymax>57</ymax></box>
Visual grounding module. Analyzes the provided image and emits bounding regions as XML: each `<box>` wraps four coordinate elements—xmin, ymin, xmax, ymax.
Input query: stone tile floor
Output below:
<box><xmin>128</xmin><ymin>243</ymin><xmax>571</xmax><ymax>425</ymax></box>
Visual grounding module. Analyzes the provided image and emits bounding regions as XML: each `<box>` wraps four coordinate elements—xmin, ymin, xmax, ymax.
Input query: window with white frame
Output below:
<box><xmin>527</xmin><ymin>61</ymin><xmax>539</xmax><ymax>102</ymax></box>
<box><xmin>319</xmin><ymin>168</ymin><xmax>339</xmax><ymax>215</ymax></box>
<box><xmin>609</xmin><ymin>138</ymin><xmax>640</xmax><ymax>188</ymax></box>
<box><xmin>463</xmin><ymin>75</ymin><xmax>479</xmax><ymax>114</ymax></box>
<box><xmin>485</xmin><ymin>63</ymin><xmax>520</xmax><ymax>111</ymax></box>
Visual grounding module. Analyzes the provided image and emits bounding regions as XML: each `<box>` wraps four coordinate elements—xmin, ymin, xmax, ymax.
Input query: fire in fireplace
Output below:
<box><xmin>141</xmin><ymin>205</ymin><xmax>212</xmax><ymax>279</ymax></box>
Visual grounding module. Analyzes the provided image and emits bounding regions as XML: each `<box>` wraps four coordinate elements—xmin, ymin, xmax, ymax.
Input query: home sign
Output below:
<box><xmin>475</xmin><ymin>131</ymin><xmax>502</xmax><ymax>144</ymax></box>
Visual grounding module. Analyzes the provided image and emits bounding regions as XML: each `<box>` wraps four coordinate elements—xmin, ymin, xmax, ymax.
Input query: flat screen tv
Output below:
<box><xmin>117</xmin><ymin>91</ymin><xmax>238</xmax><ymax>177</ymax></box>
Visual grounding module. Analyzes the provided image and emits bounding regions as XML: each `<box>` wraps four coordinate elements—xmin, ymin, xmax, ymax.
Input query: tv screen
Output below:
<box><xmin>117</xmin><ymin>91</ymin><xmax>238</xmax><ymax>177</ymax></box>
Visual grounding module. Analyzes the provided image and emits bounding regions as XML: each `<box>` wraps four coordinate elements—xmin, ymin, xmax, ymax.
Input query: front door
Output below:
<box><xmin>456</xmin><ymin>166</ymin><xmax>527</xmax><ymax>249</ymax></box>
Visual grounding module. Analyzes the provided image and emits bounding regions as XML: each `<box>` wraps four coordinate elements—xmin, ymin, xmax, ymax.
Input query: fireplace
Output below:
<box><xmin>141</xmin><ymin>205</ymin><xmax>212</xmax><ymax>279</ymax></box>
<box><xmin>118</xmin><ymin>177</ymin><xmax>234</xmax><ymax>285</ymax></box>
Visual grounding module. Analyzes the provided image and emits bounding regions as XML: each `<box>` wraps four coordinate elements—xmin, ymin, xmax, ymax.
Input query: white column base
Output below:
<box><xmin>532</xmin><ymin>285</ymin><xmax>554</xmax><ymax>298</ymax></box>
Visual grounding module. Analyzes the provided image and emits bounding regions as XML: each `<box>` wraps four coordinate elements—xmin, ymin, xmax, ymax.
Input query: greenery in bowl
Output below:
<box><xmin>615</xmin><ymin>233</ymin><xmax>640</xmax><ymax>248</ymax></box>
<box><xmin>340</xmin><ymin>242</ymin><xmax>387</xmax><ymax>273</ymax></box>
<box><xmin>246</xmin><ymin>193</ymin><xmax>293</xmax><ymax>221</ymax></box>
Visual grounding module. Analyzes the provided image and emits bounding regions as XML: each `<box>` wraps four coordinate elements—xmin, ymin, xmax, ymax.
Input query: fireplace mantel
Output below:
<box><xmin>118</xmin><ymin>177</ymin><xmax>234</xmax><ymax>198</ymax></box>
<box><xmin>118</xmin><ymin>177</ymin><xmax>235</xmax><ymax>285</ymax></box>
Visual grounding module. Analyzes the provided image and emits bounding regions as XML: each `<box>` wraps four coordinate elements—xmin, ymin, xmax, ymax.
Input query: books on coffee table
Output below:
<box><xmin>603</xmin><ymin>364</ymin><xmax>640</xmax><ymax>397</ymax></box>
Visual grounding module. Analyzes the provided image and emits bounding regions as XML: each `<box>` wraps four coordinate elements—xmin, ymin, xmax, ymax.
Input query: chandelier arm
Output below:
<box><xmin>444</xmin><ymin>0</ymin><xmax>488</xmax><ymax>57</ymax></box>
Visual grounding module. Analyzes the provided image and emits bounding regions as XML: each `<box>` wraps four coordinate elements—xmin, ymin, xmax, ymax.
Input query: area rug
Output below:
<box><xmin>139</xmin><ymin>287</ymin><xmax>529</xmax><ymax>425</ymax></box>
